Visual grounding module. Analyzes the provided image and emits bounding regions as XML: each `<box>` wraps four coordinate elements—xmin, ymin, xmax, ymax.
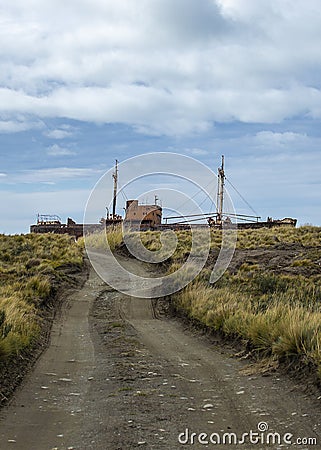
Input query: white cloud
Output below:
<box><xmin>184</xmin><ymin>148</ymin><xmax>209</xmax><ymax>156</ymax></box>
<box><xmin>0</xmin><ymin>1</ymin><xmax>321</xmax><ymax>135</ymax></box>
<box><xmin>1</xmin><ymin>84</ymin><xmax>321</xmax><ymax>136</ymax></box>
<box><xmin>254</xmin><ymin>131</ymin><xmax>308</xmax><ymax>147</ymax></box>
<box><xmin>47</xmin><ymin>144</ymin><xmax>76</xmax><ymax>156</ymax></box>
<box><xmin>0</xmin><ymin>119</ymin><xmax>43</xmax><ymax>133</ymax></box>
<box><xmin>22</xmin><ymin>167</ymin><xmax>104</xmax><ymax>182</ymax></box>
<box><xmin>1</xmin><ymin>0</ymin><xmax>321</xmax><ymax>232</ymax></box>
<box><xmin>0</xmin><ymin>167</ymin><xmax>104</xmax><ymax>184</ymax></box>
<box><xmin>44</xmin><ymin>128</ymin><xmax>75</xmax><ymax>139</ymax></box>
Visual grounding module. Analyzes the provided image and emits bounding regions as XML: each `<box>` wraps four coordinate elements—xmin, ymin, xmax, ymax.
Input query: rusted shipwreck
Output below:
<box><xmin>30</xmin><ymin>157</ymin><xmax>297</xmax><ymax>238</ymax></box>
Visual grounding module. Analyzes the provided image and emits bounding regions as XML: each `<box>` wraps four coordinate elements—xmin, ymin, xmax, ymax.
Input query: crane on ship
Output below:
<box><xmin>162</xmin><ymin>155</ymin><xmax>297</xmax><ymax>229</ymax></box>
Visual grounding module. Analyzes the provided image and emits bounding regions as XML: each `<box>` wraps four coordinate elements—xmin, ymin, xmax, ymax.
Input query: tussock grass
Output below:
<box><xmin>0</xmin><ymin>233</ymin><xmax>83</xmax><ymax>360</ymax></box>
<box><xmin>174</xmin><ymin>280</ymin><xmax>321</xmax><ymax>369</ymax></box>
<box><xmin>235</xmin><ymin>225</ymin><xmax>321</xmax><ymax>249</ymax></box>
<box><xmin>173</xmin><ymin>238</ymin><xmax>321</xmax><ymax>375</ymax></box>
<box><xmin>138</xmin><ymin>225</ymin><xmax>321</xmax><ymax>259</ymax></box>
<box><xmin>162</xmin><ymin>225</ymin><xmax>321</xmax><ymax>374</ymax></box>
<box><xmin>82</xmin><ymin>226</ymin><xmax>123</xmax><ymax>251</ymax></box>
<box><xmin>83</xmin><ymin>224</ymin><xmax>321</xmax><ymax>375</ymax></box>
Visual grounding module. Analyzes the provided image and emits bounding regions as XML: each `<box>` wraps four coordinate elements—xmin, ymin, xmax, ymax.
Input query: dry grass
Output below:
<box><xmin>138</xmin><ymin>225</ymin><xmax>321</xmax><ymax>258</ymax></box>
<box><xmin>235</xmin><ymin>225</ymin><xmax>321</xmax><ymax>249</ymax></box>
<box><xmin>161</xmin><ymin>225</ymin><xmax>321</xmax><ymax>374</ymax></box>
<box><xmin>0</xmin><ymin>233</ymin><xmax>84</xmax><ymax>359</ymax></box>
<box><xmin>81</xmin><ymin>226</ymin><xmax>123</xmax><ymax>251</ymax></box>
<box><xmin>173</xmin><ymin>261</ymin><xmax>321</xmax><ymax>376</ymax></box>
<box><xmin>174</xmin><ymin>279</ymin><xmax>321</xmax><ymax>366</ymax></box>
<box><xmin>83</xmin><ymin>224</ymin><xmax>321</xmax><ymax>375</ymax></box>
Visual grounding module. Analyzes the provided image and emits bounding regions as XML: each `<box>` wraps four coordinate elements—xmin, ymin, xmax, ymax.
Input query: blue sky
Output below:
<box><xmin>1</xmin><ymin>0</ymin><xmax>321</xmax><ymax>233</ymax></box>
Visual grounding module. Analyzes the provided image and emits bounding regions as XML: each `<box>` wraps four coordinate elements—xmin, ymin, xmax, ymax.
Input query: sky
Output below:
<box><xmin>1</xmin><ymin>0</ymin><xmax>321</xmax><ymax>233</ymax></box>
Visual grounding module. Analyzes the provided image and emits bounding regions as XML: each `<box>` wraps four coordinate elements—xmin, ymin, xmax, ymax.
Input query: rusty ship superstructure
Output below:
<box><xmin>30</xmin><ymin>157</ymin><xmax>297</xmax><ymax>237</ymax></box>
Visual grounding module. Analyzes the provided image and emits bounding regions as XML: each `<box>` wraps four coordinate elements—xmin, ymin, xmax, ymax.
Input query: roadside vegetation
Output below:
<box><xmin>174</xmin><ymin>271</ymin><xmax>321</xmax><ymax>374</ymax></box>
<box><xmin>137</xmin><ymin>224</ymin><xmax>321</xmax><ymax>254</ymax></box>
<box><xmin>170</xmin><ymin>226</ymin><xmax>321</xmax><ymax>377</ymax></box>
<box><xmin>82</xmin><ymin>226</ymin><xmax>123</xmax><ymax>251</ymax></box>
<box><xmin>96</xmin><ymin>225</ymin><xmax>321</xmax><ymax>378</ymax></box>
<box><xmin>235</xmin><ymin>225</ymin><xmax>321</xmax><ymax>249</ymax></box>
<box><xmin>0</xmin><ymin>233</ymin><xmax>83</xmax><ymax>360</ymax></box>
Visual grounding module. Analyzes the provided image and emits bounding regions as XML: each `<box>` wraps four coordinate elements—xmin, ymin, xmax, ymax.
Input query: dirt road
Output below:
<box><xmin>1</xmin><ymin>253</ymin><xmax>321</xmax><ymax>449</ymax></box>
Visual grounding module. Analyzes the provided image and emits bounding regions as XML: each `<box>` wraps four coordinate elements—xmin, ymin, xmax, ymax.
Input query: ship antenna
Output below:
<box><xmin>112</xmin><ymin>159</ymin><xmax>118</xmax><ymax>218</ymax></box>
<box><xmin>216</xmin><ymin>155</ymin><xmax>225</xmax><ymax>225</ymax></box>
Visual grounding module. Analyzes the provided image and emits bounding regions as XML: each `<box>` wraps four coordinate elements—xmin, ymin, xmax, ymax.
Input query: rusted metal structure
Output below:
<box><xmin>112</xmin><ymin>159</ymin><xmax>118</xmax><ymax>218</ymax></box>
<box><xmin>216</xmin><ymin>155</ymin><xmax>225</xmax><ymax>227</ymax></box>
<box><xmin>30</xmin><ymin>159</ymin><xmax>123</xmax><ymax>238</ymax></box>
<box><xmin>163</xmin><ymin>155</ymin><xmax>297</xmax><ymax>230</ymax></box>
<box><xmin>36</xmin><ymin>214</ymin><xmax>62</xmax><ymax>225</ymax></box>
<box><xmin>124</xmin><ymin>199</ymin><xmax>162</xmax><ymax>230</ymax></box>
<box><xmin>30</xmin><ymin>156</ymin><xmax>297</xmax><ymax>237</ymax></box>
<box><xmin>30</xmin><ymin>216</ymin><xmax>103</xmax><ymax>239</ymax></box>
<box><xmin>207</xmin><ymin>155</ymin><xmax>297</xmax><ymax>229</ymax></box>
<box><xmin>103</xmin><ymin>159</ymin><xmax>123</xmax><ymax>226</ymax></box>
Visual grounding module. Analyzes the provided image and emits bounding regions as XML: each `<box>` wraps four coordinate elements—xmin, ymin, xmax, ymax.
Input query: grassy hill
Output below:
<box><xmin>88</xmin><ymin>225</ymin><xmax>321</xmax><ymax>380</ymax></box>
<box><xmin>0</xmin><ymin>233</ymin><xmax>83</xmax><ymax>360</ymax></box>
<box><xmin>167</xmin><ymin>226</ymin><xmax>321</xmax><ymax>378</ymax></box>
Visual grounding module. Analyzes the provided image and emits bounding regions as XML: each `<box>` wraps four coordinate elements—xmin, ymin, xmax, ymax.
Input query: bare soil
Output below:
<box><xmin>0</xmin><ymin>263</ymin><xmax>89</xmax><ymax>407</ymax></box>
<box><xmin>0</xmin><ymin>252</ymin><xmax>321</xmax><ymax>449</ymax></box>
<box><xmin>226</xmin><ymin>243</ymin><xmax>321</xmax><ymax>276</ymax></box>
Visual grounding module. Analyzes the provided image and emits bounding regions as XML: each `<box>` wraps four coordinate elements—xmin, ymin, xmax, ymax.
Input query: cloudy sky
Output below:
<box><xmin>1</xmin><ymin>0</ymin><xmax>321</xmax><ymax>233</ymax></box>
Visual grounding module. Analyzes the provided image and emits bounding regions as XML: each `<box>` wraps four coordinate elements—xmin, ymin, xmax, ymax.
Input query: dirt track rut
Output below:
<box><xmin>1</xmin><ymin>253</ymin><xmax>321</xmax><ymax>449</ymax></box>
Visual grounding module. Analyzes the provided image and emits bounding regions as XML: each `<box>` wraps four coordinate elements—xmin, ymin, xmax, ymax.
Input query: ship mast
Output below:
<box><xmin>216</xmin><ymin>155</ymin><xmax>225</xmax><ymax>225</ymax></box>
<box><xmin>112</xmin><ymin>159</ymin><xmax>118</xmax><ymax>218</ymax></box>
